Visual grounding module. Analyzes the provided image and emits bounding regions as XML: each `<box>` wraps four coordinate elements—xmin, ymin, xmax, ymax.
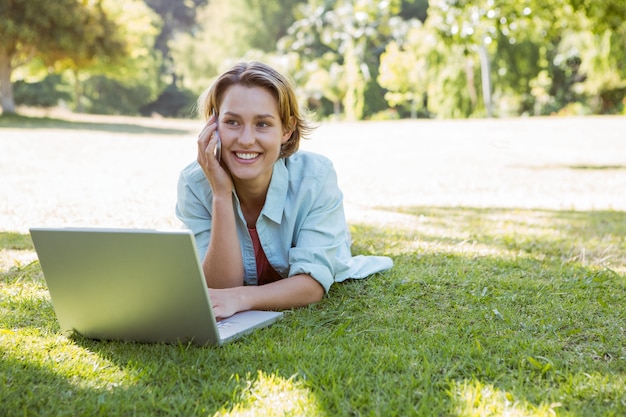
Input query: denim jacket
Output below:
<box><xmin>175</xmin><ymin>151</ymin><xmax>393</xmax><ymax>292</ymax></box>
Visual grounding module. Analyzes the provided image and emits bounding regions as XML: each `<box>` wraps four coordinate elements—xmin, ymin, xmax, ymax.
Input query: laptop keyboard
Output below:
<box><xmin>217</xmin><ymin>321</ymin><xmax>233</xmax><ymax>329</ymax></box>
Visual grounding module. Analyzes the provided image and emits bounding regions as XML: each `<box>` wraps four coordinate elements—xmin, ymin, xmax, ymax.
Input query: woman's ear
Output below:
<box><xmin>281</xmin><ymin>117</ymin><xmax>295</xmax><ymax>143</ymax></box>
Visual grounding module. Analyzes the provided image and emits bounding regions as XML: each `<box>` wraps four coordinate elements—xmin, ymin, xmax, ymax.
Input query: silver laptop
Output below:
<box><xmin>29</xmin><ymin>227</ymin><xmax>283</xmax><ymax>346</ymax></box>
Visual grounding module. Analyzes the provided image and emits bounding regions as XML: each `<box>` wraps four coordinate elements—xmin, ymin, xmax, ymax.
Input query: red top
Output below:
<box><xmin>248</xmin><ymin>227</ymin><xmax>283</xmax><ymax>285</ymax></box>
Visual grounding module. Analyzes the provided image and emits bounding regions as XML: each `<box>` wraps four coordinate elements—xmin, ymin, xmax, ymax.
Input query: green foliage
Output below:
<box><xmin>0</xmin><ymin>0</ymin><xmax>125</xmax><ymax>67</ymax></box>
<box><xmin>279</xmin><ymin>0</ymin><xmax>407</xmax><ymax>120</ymax></box>
<box><xmin>0</xmin><ymin>0</ymin><xmax>120</xmax><ymax>113</ymax></box>
<box><xmin>378</xmin><ymin>21</ymin><xmax>434</xmax><ymax>118</ymax></box>
<box><xmin>362</xmin><ymin>64</ymin><xmax>390</xmax><ymax>118</ymax></box>
<box><xmin>568</xmin><ymin>0</ymin><xmax>626</xmax><ymax>32</ymax></box>
<box><xmin>3</xmin><ymin>0</ymin><xmax>626</xmax><ymax>118</ymax></box>
<box><xmin>376</xmin><ymin>0</ymin><xmax>626</xmax><ymax>118</ymax></box>
<box><xmin>400</xmin><ymin>0</ymin><xmax>429</xmax><ymax>21</ymax></box>
<box><xmin>144</xmin><ymin>0</ymin><xmax>208</xmax><ymax>57</ymax></box>
<box><xmin>13</xmin><ymin>74</ymin><xmax>72</xmax><ymax>108</ymax></box>
<box><xmin>139</xmin><ymin>83</ymin><xmax>197</xmax><ymax>118</ymax></box>
<box><xmin>0</xmin><ymin>0</ymin><xmax>161</xmax><ymax>115</ymax></box>
<box><xmin>558</xmin><ymin>28</ymin><xmax>626</xmax><ymax>114</ymax></box>
<box><xmin>1</xmin><ymin>207</ymin><xmax>625</xmax><ymax>415</ymax></box>
<box><xmin>168</xmin><ymin>0</ymin><xmax>306</xmax><ymax>94</ymax></box>
<box><xmin>81</xmin><ymin>76</ymin><xmax>155</xmax><ymax>115</ymax></box>
<box><xmin>64</xmin><ymin>0</ymin><xmax>162</xmax><ymax>113</ymax></box>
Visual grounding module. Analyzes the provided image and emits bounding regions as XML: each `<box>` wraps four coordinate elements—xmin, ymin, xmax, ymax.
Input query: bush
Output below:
<box><xmin>13</xmin><ymin>74</ymin><xmax>72</xmax><ymax>107</ymax></box>
<box><xmin>81</xmin><ymin>76</ymin><xmax>154</xmax><ymax>115</ymax></box>
<box><xmin>139</xmin><ymin>83</ymin><xmax>197</xmax><ymax>118</ymax></box>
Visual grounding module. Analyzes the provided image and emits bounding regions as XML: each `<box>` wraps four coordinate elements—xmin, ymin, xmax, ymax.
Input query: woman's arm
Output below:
<box><xmin>194</xmin><ymin>113</ymin><xmax>244</xmax><ymax>288</ymax></box>
<box><xmin>208</xmin><ymin>273</ymin><xmax>324</xmax><ymax>320</ymax></box>
<box><xmin>201</xmin><ymin>193</ymin><xmax>244</xmax><ymax>288</ymax></box>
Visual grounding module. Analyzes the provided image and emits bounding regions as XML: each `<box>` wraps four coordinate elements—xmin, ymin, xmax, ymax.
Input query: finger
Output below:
<box><xmin>197</xmin><ymin>137</ymin><xmax>209</xmax><ymax>165</ymax></box>
<box><xmin>203</xmin><ymin>132</ymin><xmax>216</xmax><ymax>156</ymax></box>
<box><xmin>198</xmin><ymin>125</ymin><xmax>214</xmax><ymax>144</ymax></box>
<box><xmin>197</xmin><ymin>123</ymin><xmax>217</xmax><ymax>161</ymax></box>
<box><xmin>198</xmin><ymin>114</ymin><xmax>218</xmax><ymax>143</ymax></box>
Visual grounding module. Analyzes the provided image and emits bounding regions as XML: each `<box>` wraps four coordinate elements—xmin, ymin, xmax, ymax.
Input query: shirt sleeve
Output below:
<box><xmin>287</xmin><ymin>160</ymin><xmax>351</xmax><ymax>293</ymax></box>
<box><xmin>175</xmin><ymin>163</ymin><xmax>212</xmax><ymax>259</ymax></box>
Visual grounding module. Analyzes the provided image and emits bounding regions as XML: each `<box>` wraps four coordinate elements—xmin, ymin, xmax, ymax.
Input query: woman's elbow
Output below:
<box><xmin>297</xmin><ymin>274</ymin><xmax>325</xmax><ymax>306</ymax></box>
<box><xmin>306</xmin><ymin>279</ymin><xmax>326</xmax><ymax>305</ymax></box>
<box><xmin>309</xmin><ymin>285</ymin><xmax>325</xmax><ymax>304</ymax></box>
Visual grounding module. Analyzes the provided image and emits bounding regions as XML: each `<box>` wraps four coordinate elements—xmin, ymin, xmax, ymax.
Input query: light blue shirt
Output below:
<box><xmin>175</xmin><ymin>151</ymin><xmax>393</xmax><ymax>292</ymax></box>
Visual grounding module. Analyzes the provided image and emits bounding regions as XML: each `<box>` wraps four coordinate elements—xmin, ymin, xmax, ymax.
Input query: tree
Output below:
<box><xmin>169</xmin><ymin>0</ymin><xmax>306</xmax><ymax>94</ymax></box>
<box><xmin>0</xmin><ymin>0</ymin><xmax>127</xmax><ymax>114</ymax></box>
<box><xmin>378</xmin><ymin>20</ymin><xmax>434</xmax><ymax>118</ymax></box>
<box><xmin>143</xmin><ymin>0</ymin><xmax>208</xmax><ymax>83</ymax></box>
<box><xmin>567</xmin><ymin>0</ymin><xmax>626</xmax><ymax>33</ymax></box>
<box><xmin>426</xmin><ymin>0</ymin><xmax>507</xmax><ymax>117</ymax></box>
<box><xmin>558</xmin><ymin>25</ymin><xmax>626</xmax><ymax>114</ymax></box>
<box><xmin>303</xmin><ymin>58</ymin><xmax>347</xmax><ymax>118</ymax></box>
<box><xmin>280</xmin><ymin>0</ymin><xmax>404</xmax><ymax>120</ymax></box>
<box><xmin>59</xmin><ymin>0</ymin><xmax>161</xmax><ymax>113</ymax></box>
<box><xmin>425</xmin><ymin>0</ymin><xmax>575</xmax><ymax>117</ymax></box>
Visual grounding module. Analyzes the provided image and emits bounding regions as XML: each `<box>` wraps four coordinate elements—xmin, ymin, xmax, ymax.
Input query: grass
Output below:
<box><xmin>0</xmin><ymin>113</ymin><xmax>191</xmax><ymax>135</ymax></box>
<box><xmin>1</xmin><ymin>207</ymin><xmax>625</xmax><ymax>416</ymax></box>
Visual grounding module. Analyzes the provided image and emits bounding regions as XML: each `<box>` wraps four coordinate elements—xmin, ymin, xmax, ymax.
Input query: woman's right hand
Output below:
<box><xmin>197</xmin><ymin>113</ymin><xmax>232</xmax><ymax>195</ymax></box>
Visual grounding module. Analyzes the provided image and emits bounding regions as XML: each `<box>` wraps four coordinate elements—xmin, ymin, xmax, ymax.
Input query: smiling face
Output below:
<box><xmin>217</xmin><ymin>84</ymin><xmax>292</xmax><ymax>193</ymax></box>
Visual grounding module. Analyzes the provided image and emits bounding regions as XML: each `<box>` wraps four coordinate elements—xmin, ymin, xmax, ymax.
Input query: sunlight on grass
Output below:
<box><xmin>565</xmin><ymin>371</ymin><xmax>626</xmax><ymax>405</ymax></box>
<box><xmin>0</xmin><ymin>332</ymin><xmax>133</xmax><ymax>391</ymax></box>
<box><xmin>450</xmin><ymin>379</ymin><xmax>561</xmax><ymax>417</ymax></box>
<box><xmin>0</xmin><ymin>232</ymin><xmax>36</xmax><ymax>271</ymax></box>
<box><xmin>373</xmin><ymin>207</ymin><xmax>626</xmax><ymax>274</ymax></box>
<box><xmin>215</xmin><ymin>371</ymin><xmax>322</xmax><ymax>417</ymax></box>
<box><xmin>1</xmin><ymin>260</ymin><xmax>55</xmax><ymax>331</ymax></box>
<box><xmin>0</xmin><ymin>250</ymin><xmax>38</xmax><ymax>272</ymax></box>
<box><xmin>2</xmin><ymin>206</ymin><xmax>625</xmax><ymax>415</ymax></box>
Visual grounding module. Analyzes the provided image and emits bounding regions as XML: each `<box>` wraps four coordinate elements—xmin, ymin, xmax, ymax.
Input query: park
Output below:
<box><xmin>2</xmin><ymin>0</ymin><xmax>626</xmax><ymax>415</ymax></box>
<box><xmin>1</xmin><ymin>112</ymin><xmax>625</xmax><ymax>415</ymax></box>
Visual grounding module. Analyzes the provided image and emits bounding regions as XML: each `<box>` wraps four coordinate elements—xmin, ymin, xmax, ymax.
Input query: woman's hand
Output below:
<box><xmin>209</xmin><ymin>287</ymin><xmax>243</xmax><ymax>320</ymax></box>
<box><xmin>197</xmin><ymin>113</ymin><xmax>232</xmax><ymax>196</ymax></box>
<box><xmin>208</xmin><ymin>275</ymin><xmax>324</xmax><ymax>320</ymax></box>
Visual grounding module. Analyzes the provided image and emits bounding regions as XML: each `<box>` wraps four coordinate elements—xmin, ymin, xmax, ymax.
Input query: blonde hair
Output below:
<box><xmin>198</xmin><ymin>62</ymin><xmax>313</xmax><ymax>158</ymax></box>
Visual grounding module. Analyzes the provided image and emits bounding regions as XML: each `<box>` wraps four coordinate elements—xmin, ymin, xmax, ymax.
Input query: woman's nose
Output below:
<box><xmin>237</xmin><ymin>125</ymin><xmax>255</xmax><ymax>146</ymax></box>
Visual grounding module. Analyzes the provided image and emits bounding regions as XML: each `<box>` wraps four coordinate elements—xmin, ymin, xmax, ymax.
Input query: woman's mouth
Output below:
<box><xmin>235</xmin><ymin>152</ymin><xmax>260</xmax><ymax>161</ymax></box>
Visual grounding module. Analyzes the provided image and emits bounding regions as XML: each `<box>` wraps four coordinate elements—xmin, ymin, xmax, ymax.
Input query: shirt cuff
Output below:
<box><xmin>289</xmin><ymin>262</ymin><xmax>334</xmax><ymax>293</ymax></box>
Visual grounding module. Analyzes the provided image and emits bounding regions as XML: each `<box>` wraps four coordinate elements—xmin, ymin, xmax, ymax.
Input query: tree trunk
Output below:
<box><xmin>464</xmin><ymin>56</ymin><xmax>478</xmax><ymax>109</ymax></box>
<box><xmin>342</xmin><ymin>37</ymin><xmax>365</xmax><ymax>121</ymax></box>
<box><xmin>333</xmin><ymin>100</ymin><xmax>341</xmax><ymax>118</ymax></box>
<box><xmin>0</xmin><ymin>46</ymin><xmax>16</xmax><ymax>114</ymax></box>
<box><xmin>72</xmin><ymin>69</ymin><xmax>84</xmax><ymax>113</ymax></box>
<box><xmin>478</xmin><ymin>39</ymin><xmax>493</xmax><ymax>118</ymax></box>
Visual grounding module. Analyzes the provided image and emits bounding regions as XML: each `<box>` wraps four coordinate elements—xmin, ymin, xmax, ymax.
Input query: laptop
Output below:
<box><xmin>29</xmin><ymin>227</ymin><xmax>283</xmax><ymax>346</ymax></box>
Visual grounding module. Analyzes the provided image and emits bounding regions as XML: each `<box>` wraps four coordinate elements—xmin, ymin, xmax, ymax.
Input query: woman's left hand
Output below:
<box><xmin>208</xmin><ymin>287</ymin><xmax>242</xmax><ymax>320</ymax></box>
<box><xmin>207</xmin><ymin>275</ymin><xmax>323</xmax><ymax>320</ymax></box>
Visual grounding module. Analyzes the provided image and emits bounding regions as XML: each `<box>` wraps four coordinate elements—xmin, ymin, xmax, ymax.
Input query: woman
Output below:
<box><xmin>176</xmin><ymin>62</ymin><xmax>392</xmax><ymax>319</ymax></box>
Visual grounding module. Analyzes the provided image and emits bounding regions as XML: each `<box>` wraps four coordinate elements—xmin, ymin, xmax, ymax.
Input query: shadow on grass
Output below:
<box><xmin>566</xmin><ymin>164</ymin><xmax>626</xmax><ymax>170</ymax></box>
<box><xmin>0</xmin><ymin>114</ymin><xmax>192</xmax><ymax>135</ymax></box>
<box><xmin>1</xmin><ymin>207</ymin><xmax>625</xmax><ymax>415</ymax></box>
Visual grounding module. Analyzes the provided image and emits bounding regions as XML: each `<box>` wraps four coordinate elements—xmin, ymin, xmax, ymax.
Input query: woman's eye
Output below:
<box><xmin>257</xmin><ymin>121</ymin><xmax>270</xmax><ymax>128</ymax></box>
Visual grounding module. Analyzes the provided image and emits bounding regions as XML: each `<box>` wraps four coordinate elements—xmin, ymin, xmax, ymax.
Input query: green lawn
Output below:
<box><xmin>1</xmin><ymin>206</ymin><xmax>624</xmax><ymax>416</ymax></box>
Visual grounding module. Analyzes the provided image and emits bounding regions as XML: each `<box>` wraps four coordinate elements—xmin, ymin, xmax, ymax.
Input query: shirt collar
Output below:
<box><xmin>260</xmin><ymin>158</ymin><xmax>288</xmax><ymax>224</ymax></box>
